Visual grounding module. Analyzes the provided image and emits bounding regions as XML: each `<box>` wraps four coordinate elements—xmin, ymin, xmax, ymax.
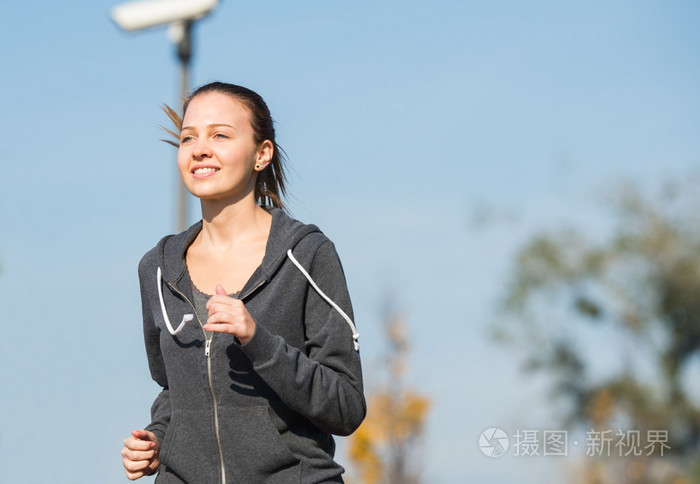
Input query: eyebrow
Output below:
<box><xmin>181</xmin><ymin>123</ymin><xmax>237</xmax><ymax>131</ymax></box>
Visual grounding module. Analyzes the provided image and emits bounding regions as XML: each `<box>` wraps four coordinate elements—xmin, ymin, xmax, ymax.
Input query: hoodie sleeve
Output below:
<box><xmin>240</xmin><ymin>240</ymin><xmax>366</xmax><ymax>436</ymax></box>
<box><xmin>138</xmin><ymin>252</ymin><xmax>171</xmax><ymax>445</ymax></box>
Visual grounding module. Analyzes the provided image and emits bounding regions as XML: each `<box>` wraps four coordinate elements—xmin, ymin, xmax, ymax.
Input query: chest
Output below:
<box><xmin>186</xmin><ymin>241</ymin><xmax>266</xmax><ymax>295</ymax></box>
<box><xmin>157</xmin><ymin>267</ymin><xmax>309</xmax><ymax>360</ymax></box>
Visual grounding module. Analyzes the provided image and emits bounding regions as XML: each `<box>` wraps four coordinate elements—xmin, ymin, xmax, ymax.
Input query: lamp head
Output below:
<box><xmin>111</xmin><ymin>0</ymin><xmax>218</xmax><ymax>31</ymax></box>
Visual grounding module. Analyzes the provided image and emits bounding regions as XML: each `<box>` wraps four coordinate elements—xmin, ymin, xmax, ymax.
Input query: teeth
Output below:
<box><xmin>194</xmin><ymin>167</ymin><xmax>217</xmax><ymax>174</ymax></box>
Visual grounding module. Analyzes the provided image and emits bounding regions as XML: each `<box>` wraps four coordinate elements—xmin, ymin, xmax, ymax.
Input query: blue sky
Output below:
<box><xmin>1</xmin><ymin>1</ymin><xmax>699</xmax><ymax>482</ymax></box>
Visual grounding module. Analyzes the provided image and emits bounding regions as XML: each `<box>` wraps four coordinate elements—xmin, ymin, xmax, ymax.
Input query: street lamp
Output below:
<box><xmin>111</xmin><ymin>0</ymin><xmax>219</xmax><ymax>232</ymax></box>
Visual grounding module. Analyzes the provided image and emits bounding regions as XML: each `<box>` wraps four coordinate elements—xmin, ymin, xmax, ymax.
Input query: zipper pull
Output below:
<box><xmin>205</xmin><ymin>338</ymin><xmax>212</xmax><ymax>357</ymax></box>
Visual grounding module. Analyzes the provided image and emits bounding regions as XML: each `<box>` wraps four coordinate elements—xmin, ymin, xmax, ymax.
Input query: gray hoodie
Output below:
<box><xmin>138</xmin><ymin>208</ymin><xmax>366</xmax><ymax>483</ymax></box>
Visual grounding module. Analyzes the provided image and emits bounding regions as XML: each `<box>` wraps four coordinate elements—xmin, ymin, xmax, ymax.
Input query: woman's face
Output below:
<box><xmin>177</xmin><ymin>92</ymin><xmax>272</xmax><ymax>203</ymax></box>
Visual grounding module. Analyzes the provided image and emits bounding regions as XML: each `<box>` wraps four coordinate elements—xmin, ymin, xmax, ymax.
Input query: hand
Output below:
<box><xmin>204</xmin><ymin>285</ymin><xmax>256</xmax><ymax>344</ymax></box>
<box><xmin>122</xmin><ymin>429</ymin><xmax>161</xmax><ymax>480</ymax></box>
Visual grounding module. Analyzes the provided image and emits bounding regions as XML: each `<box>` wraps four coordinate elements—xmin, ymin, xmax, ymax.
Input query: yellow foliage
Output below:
<box><xmin>348</xmin><ymin>311</ymin><xmax>431</xmax><ymax>483</ymax></box>
<box><xmin>349</xmin><ymin>316</ymin><xmax>430</xmax><ymax>484</ymax></box>
<box><xmin>348</xmin><ymin>422</ymin><xmax>383</xmax><ymax>484</ymax></box>
<box><xmin>349</xmin><ymin>391</ymin><xmax>430</xmax><ymax>483</ymax></box>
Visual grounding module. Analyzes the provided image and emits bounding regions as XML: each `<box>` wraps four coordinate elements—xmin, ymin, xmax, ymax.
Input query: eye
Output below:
<box><xmin>213</xmin><ymin>133</ymin><xmax>229</xmax><ymax>139</ymax></box>
<box><xmin>180</xmin><ymin>135</ymin><xmax>194</xmax><ymax>143</ymax></box>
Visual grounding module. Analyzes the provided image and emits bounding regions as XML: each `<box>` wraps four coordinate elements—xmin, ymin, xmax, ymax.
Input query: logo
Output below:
<box><xmin>479</xmin><ymin>427</ymin><xmax>510</xmax><ymax>457</ymax></box>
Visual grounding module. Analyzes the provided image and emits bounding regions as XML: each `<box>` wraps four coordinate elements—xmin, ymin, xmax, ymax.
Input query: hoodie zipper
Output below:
<box><xmin>165</xmin><ymin>280</ymin><xmax>227</xmax><ymax>484</ymax></box>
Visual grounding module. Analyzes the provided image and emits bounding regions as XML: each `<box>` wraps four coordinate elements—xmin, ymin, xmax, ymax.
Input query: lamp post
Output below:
<box><xmin>171</xmin><ymin>19</ymin><xmax>193</xmax><ymax>233</ymax></box>
<box><xmin>110</xmin><ymin>0</ymin><xmax>219</xmax><ymax>232</ymax></box>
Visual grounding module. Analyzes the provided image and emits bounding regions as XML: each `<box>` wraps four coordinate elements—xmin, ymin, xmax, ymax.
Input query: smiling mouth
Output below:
<box><xmin>193</xmin><ymin>167</ymin><xmax>218</xmax><ymax>175</ymax></box>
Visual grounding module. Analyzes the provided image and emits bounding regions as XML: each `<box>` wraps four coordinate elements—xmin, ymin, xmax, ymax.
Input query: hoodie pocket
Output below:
<box><xmin>159</xmin><ymin>410</ymin><xmax>219</xmax><ymax>483</ymax></box>
<box><xmin>218</xmin><ymin>406</ymin><xmax>302</xmax><ymax>483</ymax></box>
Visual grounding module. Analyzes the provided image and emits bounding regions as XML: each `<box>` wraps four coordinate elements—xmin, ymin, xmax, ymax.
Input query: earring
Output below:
<box><xmin>255</xmin><ymin>164</ymin><xmax>261</xmax><ymax>169</ymax></box>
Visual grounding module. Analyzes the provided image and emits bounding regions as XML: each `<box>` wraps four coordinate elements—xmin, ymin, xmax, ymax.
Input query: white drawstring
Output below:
<box><xmin>286</xmin><ymin>249</ymin><xmax>360</xmax><ymax>351</ymax></box>
<box><xmin>157</xmin><ymin>267</ymin><xmax>194</xmax><ymax>335</ymax></box>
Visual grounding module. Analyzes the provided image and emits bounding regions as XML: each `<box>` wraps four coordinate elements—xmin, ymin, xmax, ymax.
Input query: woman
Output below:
<box><xmin>121</xmin><ymin>82</ymin><xmax>365</xmax><ymax>483</ymax></box>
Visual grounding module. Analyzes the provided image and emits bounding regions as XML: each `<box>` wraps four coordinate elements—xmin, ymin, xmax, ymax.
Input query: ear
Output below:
<box><xmin>254</xmin><ymin>140</ymin><xmax>274</xmax><ymax>171</ymax></box>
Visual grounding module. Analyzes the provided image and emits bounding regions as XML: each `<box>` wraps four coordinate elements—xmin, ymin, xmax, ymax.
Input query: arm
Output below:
<box><xmin>138</xmin><ymin>255</ymin><xmax>172</xmax><ymax>444</ymax></box>
<box><xmin>122</xmin><ymin>256</ymin><xmax>169</xmax><ymax>478</ymax></box>
<box><xmin>120</xmin><ymin>256</ymin><xmax>171</xmax><ymax>479</ymax></box>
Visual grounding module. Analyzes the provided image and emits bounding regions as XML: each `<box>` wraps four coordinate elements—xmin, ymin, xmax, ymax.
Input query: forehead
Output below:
<box><xmin>182</xmin><ymin>92</ymin><xmax>252</xmax><ymax>127</ymax></box>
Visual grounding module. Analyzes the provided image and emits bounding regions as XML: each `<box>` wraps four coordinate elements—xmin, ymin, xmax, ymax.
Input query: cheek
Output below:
<box><xmin>220</xmin><ymin>147</ymin><xmax>254</xmax><ymax>167</ymax></box>
<box><xmin>177</xmin><ymin>149</ymin><xmax>189</xmax><ymax>172</ymax></box>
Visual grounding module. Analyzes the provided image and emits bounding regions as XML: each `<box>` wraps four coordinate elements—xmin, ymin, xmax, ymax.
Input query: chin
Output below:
<box><xmin>186</xmin><ymin>181</ymin><xmax>255</xmax><ymax>204</ymax></box>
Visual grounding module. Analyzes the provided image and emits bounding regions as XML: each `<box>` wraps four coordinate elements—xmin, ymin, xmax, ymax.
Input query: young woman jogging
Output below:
<box><xmin>121</xmin><ymin>82</ymin><xmax>365</xmax><ymax>483</ymax></box>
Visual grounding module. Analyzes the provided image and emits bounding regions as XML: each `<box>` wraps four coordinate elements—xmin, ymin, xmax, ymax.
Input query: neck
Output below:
<box><xmin>197</xmin><ymin>195</ymin><xmax>270</xmax><ymax>251</ymax></box>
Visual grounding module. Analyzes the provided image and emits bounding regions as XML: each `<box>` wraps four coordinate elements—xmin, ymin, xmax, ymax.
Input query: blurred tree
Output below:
<box><xmin>347</xmin><ymin>309</ymin><xmax>430</xmax><ymax>484</ymax></box>
<box><xmin>496</xmin><ymin>178</ymin><xmax>700</xmax><ymax>483</ymax></box>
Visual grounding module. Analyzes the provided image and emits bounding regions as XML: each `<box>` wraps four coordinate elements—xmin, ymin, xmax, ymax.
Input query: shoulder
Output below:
<box><xmin>138</xmin><ymin>243</ymin><xmax>160</xmax><ymax>277</ymax></box>
<box><xmin>137</xmin><ymin>221</ymin><xmax>202</xmax><ymax>277</ymax></box>
<box><xmin>297</xmin><ymin>231</ymin><xmax>333</xmax><ymax>254</ymax></box>
<box><xmin>265</xmin><ymin>208</ymin><xmax>329</xmax><ymax>259</ymax></box>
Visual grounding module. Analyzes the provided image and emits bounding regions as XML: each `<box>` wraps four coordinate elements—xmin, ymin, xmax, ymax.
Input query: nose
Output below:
<box><xmin>193</xmin><ymin>137</ymin><xmax>212</xmax><ymax>159</ymax></box>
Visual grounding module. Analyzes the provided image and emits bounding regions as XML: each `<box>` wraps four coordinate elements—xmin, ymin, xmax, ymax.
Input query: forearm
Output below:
<box><xmin>242</xmin><ymin>313</ymin><xmax>365</xmax><ymax>435</ymax></box>
<box><xmin>145</xmin><ymin>387</ymin><xmax>171</xmax><ymax>444</ymax></box>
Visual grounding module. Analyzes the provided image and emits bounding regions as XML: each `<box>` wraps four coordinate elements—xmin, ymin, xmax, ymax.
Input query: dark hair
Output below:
<box><xmin>162</xmin><ymin>82</ymin><xmax>288</xmax><ymax>209</ymax></box>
